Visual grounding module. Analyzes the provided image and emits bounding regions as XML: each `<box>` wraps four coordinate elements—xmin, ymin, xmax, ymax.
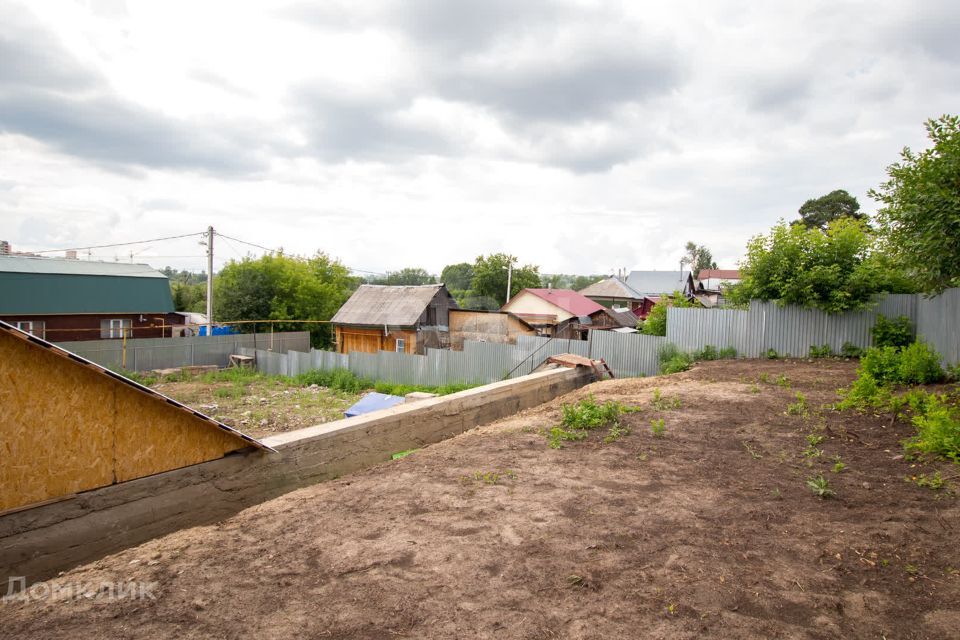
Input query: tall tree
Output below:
<box><xmin>440</xmin><ymin>263</ymin><xmax>474</xmax><ymax>291</ymax></box>
<box><xmin>471</xmin><ymin>253</ymin><xmax>541</xmax><ymax>307</ymax></box>
<box><xmin>681</xmin><ymin>242</ymin><xmax>717</xmax><ymax>273</ymax></box>
<box><xmin>871</xmin><ymin>114</ymin><xmax>960</xmax><ymax>294</ymax></box>
<box><xmin>726</xmin><ymin>218</ymin><xmax>915</xmax><ymax>313</ymax></box>
<box><xmin>795</xmin><ymin>189</ymin><xmax>864</xmax><ymax>229</ymax></box>
<box><xmin>367</xmin><ymin>267</ymin><xmax>436</xmax><ymax>286</ymax></box>
<box><xmin>215</xmin><ymin>252</ymin><xmax>360</xmax><ymax>347</ymax></box>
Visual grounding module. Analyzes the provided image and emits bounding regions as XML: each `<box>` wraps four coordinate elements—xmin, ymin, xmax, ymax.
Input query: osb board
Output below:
<box><xmin>0</xmin><ymin>331</ymin><xmax>250</xmax><ymax>512</ymax></box>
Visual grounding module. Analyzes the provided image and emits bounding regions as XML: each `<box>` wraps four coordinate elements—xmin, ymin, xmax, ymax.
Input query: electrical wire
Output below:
<box><xmin>31</xmin><ymin>232</ymin><xmax>206</xmax><ymax>254</ymax></box>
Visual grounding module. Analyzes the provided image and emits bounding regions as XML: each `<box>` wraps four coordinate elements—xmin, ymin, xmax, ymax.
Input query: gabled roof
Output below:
<box><xmin>626</xmin><ymin>270</ymin><xmax>692</xmax><ymax>296</ymax></box>
<box><xmin>0</xmin><ymin>256</ymin><xmax>174</xmax><ymax>315</ymax></box>
<box><xmin>331</xmin><ymin>284</ymin><xmax>451</xmax><ymax>327</ymax></box>
<box><xmin>604</xmin><ymin>308</ymin><xmax>640</xmax><ymax>328</ymax></box>
<box><xmin>578</xmin><ymin>277</ymin><xmax>645</xmax><ymax>300</ymax></box>
<box><xmin>697</xmin><ymin>269</ymin><xmax>741</xmax><ymax>280</ymax></box>
<box><xmin>516</xmin><ymin>288</ymin><xmax>605</xmax><ymax>317</ymax></box>
<box><xmin>0</xmin><ymin>255</ymin><xmax>168</xmax><ymax>278</ymax></box>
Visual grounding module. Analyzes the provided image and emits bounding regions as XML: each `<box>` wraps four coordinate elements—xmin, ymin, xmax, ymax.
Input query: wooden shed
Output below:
<box><xmin>448</xmin><ymin>309</ymin><xmax>538</xmax><ymax>350</ymax></box>
<box><xmin>331</xmin><ymin>284</ymin><xmax>458</xmax><ymax>355</ymax></box>
<box><xmin>0</xmin><ymin>321</ymin><xmax>272</xmax><ymax>514</ymax></box>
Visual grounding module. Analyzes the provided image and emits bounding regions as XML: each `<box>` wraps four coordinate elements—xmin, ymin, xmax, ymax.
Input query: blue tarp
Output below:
<box><xmin>198</xmin><ymin>325</ymin><xmax>238</xmax><ymax>336</ymax></box>
<box><xmin>344</xmin><ymin>392</ymin><xmax>405</xmax><ymax>417</ymax></box>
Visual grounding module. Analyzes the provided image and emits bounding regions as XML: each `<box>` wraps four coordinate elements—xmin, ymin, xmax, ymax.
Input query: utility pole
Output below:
<box><xmin>206</xmin><ymin>226</ymin><xmax>214</xmax><ymax>337</ymax></box>
<box><xmin>505</xmin><ymin>260</ymin><xmax>513</xmax><ymax>306</ymax></box>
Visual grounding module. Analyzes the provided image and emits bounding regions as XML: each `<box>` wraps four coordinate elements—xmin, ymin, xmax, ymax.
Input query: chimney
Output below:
<box><xmin>0</xmin><ymin>241</ymin><xmax>10</xmax><ymax>256</ymax></box>
<box><xmin>65</xmin><ymin>250</ymin><xmax>78</xmax><ymax>260</ymax></box>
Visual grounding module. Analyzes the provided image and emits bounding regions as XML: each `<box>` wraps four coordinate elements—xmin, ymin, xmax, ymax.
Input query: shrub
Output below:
<box><xmin>905</xmin><ymin>394</ymin><xmax>960</xmax><ymax>462</ymax></box>
<box><xmin>809</xmin><ymin>344</ymin><xmax>833</xmax><ymax>358</ymax></box>
<box><xmin>766</xmin><ymin>348</ymin><xmax>779</xmax><ymax>359</ymax></box>
<box><xmin>656</xmin><ymin>342</ymin><xmax>693</xmax><ymax>374</ymax></box>
<box><xmin>837</xmin><ymin>371</ymin><xmax>891</xmax><ymax>411</ymax></box>
<box><xmin>694</xmin><ymin>345</ymin><xmax>719</xmax><ymax>361</ymax></box>
<box><xmin>860</xmin><ymin>346</ymin><xmax>903</xmax><ymax>383</ymax></box>
<box><xmin>719</xmin><ymin>346</ymin><xmax>737</xmax><ymax>359</ymax></box>
<box><xmin>897</xmin><ymin>341</ymin><xmax>945</xmax><ymax>384</ymax></box>
<box><xmin>872</xmin><ymin>314</ymin><xmax>915</xmax><ymax>349</ymax></box>
<box><xmin>840</xmin><ymin>342</ymin><xmax>864</xmax><ymax>358</ymax></box>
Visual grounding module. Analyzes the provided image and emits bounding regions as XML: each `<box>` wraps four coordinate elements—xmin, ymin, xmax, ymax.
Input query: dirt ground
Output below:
<box><xmin>152</xmin><ymin>377</ymin><xmax>360</xmax><ymax>438</ymax></box>
<box><xmin>4</xmin><ymin>359</ymin><xmax>960</xmax><ymax>639</ymax></box>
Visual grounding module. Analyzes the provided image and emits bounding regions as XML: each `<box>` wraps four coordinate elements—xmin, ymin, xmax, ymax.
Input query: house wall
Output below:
<box><xmin>501</xmin><ymin>291</ymin><xmax>570</xmax><ymax>323</ymax></box>
<box><xmin>0</xmin><ymin>312</ymin><xmax>183</xmax><ymax>342</ymax></box>
<box><xmin>335</xmin><ymin>326</ymin><xmax>417</xmax><ymax>355</ymax></box>
<box><xmin>0</xmin><ymin>329</ymin><xmax>251</xmax><ymax>514</ymax></box>
<box><xmin>448</xmin><ymin>310</ymin><xmax>536</xmax><ymax>349</ymax></box>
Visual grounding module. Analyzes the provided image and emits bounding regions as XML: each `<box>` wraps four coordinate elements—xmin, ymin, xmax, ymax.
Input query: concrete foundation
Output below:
<box><xmin>0</xmin><ymin>366</ymin><xmax>592</xmax><ymax>586</ymax></box>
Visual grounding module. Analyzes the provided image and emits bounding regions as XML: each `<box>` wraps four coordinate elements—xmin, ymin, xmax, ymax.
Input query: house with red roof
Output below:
<box><xmin>501</xmin><ymin>288</ymin><xmax>634</xmax><ymax>339</ymax></box>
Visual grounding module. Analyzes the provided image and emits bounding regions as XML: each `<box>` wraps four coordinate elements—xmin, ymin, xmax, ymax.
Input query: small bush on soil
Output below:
<box><xmin>776</xmin><ymin>374</ymin><xmax>791</xmax><ymax>388</ymax></box>
<box><xmin>832</xmin><ymin>456</ymin><xmax>847</xmax><ymax>473</ymax></box>
<box><xmin>806</xmin><ymin>475</ymin><xmax>835</xmax><ymax>498</ymax></box>
<box><xmin>860</xmin><ymin>343</ymin><xmax>944</xmax><ymax>386</ymax></box>
<box><xmin>694</xmin><ymin>345</ymin><xmax>718</xmax><ymax>361</ymax></box>
<box><xmin>905</xmin><ymin>394</ymin><xmax>960</xmax><ymax>463</ymax></box>
<box><xmin>766</xmin><ymin>348</ymin><xmax>780</xmax><ymax>359</ymax></box>
<box><xmin>841</xmin><ymin>342</ymin><xmax>864</xmax><ymax>358</ymax></box>
<box><xmin>657</xmin><ymin>342</ymin><xmax>693</xmax><ymax>374</ymax></box>
<box><xmin>651</xmin><ymin>388</ymin><xmax>682</xmax><ymax>410</ymax></box>
<box><xmin>787</xmin><ymin>392</ymin><xmax>808</xmax><ymax>416</ymax></box>
<box><xmin>809</xmin><ymin>344</ymin><xmax>833</xmax><ymax>358</ymax></box>
<box><xmin>650</xmin><ymin>418</ymin><xmax>666</xmax><ymax>437</ymax></box>
<box><xmin>872</xmin><ymin>314</ymin><xmax>915</xmax><ymax>349</ymax></box>
<box><xmin>908</xmin><ymin>471</ymin><xmax>945</xmax><ymax>490</ymax></box>
<box><xmin>719</xmin><ymin>346</ymin><xmax>738</xmax><ymax>359</ymax></box>
<box><xmin>548</xmin><ymin>396</ymin><xmax>634</xmax><ymax>448</ymax></box>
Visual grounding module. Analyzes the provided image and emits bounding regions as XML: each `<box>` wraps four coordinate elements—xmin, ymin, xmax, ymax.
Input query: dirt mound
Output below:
<box><xmin>3</xmin><ymin>359</ymin><xmax>958</xmax><ymax>639</ymax></box>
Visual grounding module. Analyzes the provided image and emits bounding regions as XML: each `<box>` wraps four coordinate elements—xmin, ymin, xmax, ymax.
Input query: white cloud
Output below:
<box><xmin>1</xmin><ymin>0</ymin><xmax>958</xmax><ymax>277</ymax></box>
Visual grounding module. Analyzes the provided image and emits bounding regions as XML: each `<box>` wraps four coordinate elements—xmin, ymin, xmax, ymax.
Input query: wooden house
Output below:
<box><xmin>0</xmin><ymin>256</ymin><xmax>184</xmax><ymax>342</ymax></box>
<box><xmin>501</xmin><ymin>288</ymin><xmax>633</xmax><ymax>340</ymax></box>
<box><xmin>448</xmin><ymin>309</ymin><xmax>538</xmax><ymax>350</ymax></box>
<box><xmin>331</xmin><ymin>284</ymin><xmax>458</xmax><ymax>355</ymax></box>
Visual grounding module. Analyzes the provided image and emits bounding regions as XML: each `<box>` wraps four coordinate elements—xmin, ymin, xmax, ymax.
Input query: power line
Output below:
<box><xmin>214</xmin><ymin>232</ymin><xmax>277</xmax><ymax>255</ymax></box>
<box><xmin>31</xmin><ymin>232</ymin><xmax>205</xmax><ymax>254</ymax></box>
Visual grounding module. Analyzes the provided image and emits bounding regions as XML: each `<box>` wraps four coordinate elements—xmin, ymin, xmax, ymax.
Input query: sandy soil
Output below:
<box><xmin>4</xmin><ymin>359</ymin><xmax>959</xmax><ymax>639</ymax></box>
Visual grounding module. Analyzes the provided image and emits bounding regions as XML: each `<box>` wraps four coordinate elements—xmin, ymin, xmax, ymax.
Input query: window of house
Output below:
<box><xmin>395</xmin><ymin>339</ymin><xmax>406</xmax><ymax>353</ymax></box>
<box><xmin>101</xmin><ymin>318</ymin><xmax>132</xmax><ymax>339</ymax></box>
<box><xmin>15</xmin><ymin>320</ymin><xmax>44</xmax><ymax>338</ymax></box>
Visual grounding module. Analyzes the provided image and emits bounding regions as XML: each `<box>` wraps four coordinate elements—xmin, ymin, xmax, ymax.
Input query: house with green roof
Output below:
<box><xmin>0</xmin><ymin>256</ymin><xmax>183</xmax><ymax>341</ymax></box>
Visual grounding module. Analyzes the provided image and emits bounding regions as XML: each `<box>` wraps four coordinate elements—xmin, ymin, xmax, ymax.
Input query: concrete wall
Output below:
<box><xmin>0</xmin><ymin>366</ymin><xmax>592</xmax><ymax>587</ymax></box>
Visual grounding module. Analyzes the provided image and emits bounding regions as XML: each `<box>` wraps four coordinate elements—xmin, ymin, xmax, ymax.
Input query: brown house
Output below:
<box><xmin>331</xmin><ymin>284</ymin><xmax>458</xmax><ymax>355</ymax></box>
<box><xmin>448</xmin><ymin>309</ymin><xmax>538</xmax><ymax>350</ymax></box>
<box><xmin>0</xmin><ymin>255</ymin><xmax>183</xmax><ymax>342</ymax></box>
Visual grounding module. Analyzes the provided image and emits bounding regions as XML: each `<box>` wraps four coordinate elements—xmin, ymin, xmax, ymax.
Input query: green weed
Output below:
<box><xmin>650</xmin><ymin>418</ymin><xmax>666</xmax><ymax>438</ymax></box>
<box><xmin>776</xmin><ymin>374</ymin><xmax>791</xmax><ymax>388</ymax></box>
<box><xmin>786</xmin><ymin>392</ymin><xmax>808</xmax><ymax>416</ymax></box>
<box><xmin>806</xmin><ymin>475</ymin><xmax>835</xmax><ymax>498</ymax></box>
<box><xmin>651</xmin><ymin>388</ymin><xmax>682</xmax><ymax>410</ymax></box>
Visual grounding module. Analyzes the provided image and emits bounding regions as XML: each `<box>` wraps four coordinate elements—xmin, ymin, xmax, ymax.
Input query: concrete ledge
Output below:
<box><xmin>0</xmin><ymin>366</ymin><xmax>592</xmax><ymax>585</ymax></box>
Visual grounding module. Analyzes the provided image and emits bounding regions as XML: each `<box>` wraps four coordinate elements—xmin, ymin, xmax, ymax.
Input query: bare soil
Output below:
<box><xmin>4</xmin><ymin>359</ymin><xmax>960</xmax><ymax>639</ymax></box>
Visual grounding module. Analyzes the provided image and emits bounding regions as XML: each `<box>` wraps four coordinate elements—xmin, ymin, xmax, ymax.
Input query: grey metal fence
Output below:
<box><xmin>56</xmin><ymin>331</ymin><xmax>311</xmax><ymax>371</ymax></box>
<box><xmin>667</xmin><ymin>291</ymin><xmax>957</xmax><ymax>365</ymax></box>
<box><xmin>242</xmin><ymin>330</ymin><xmax>668</xmax><ymax>386</ymax></box>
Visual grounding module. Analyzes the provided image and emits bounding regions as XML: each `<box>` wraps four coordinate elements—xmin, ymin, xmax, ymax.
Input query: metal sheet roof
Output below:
<box><xmin>518</xmin><ymin>288</ymin><xmax>605</xmax><ymax>317</ymax></box>
<box><xmin>578</xmin><ymin>277</ymin><xmax>645</xmax><ymax>300</ymax></box>
<box><xmin>626</xmin><ymin>270</ymin><xmax>692</xmax><ymax>296</ymax></box>
<box><xmin>331</xmin><ymin>284</ymin><xmax>450</xmax><ymax>327</ymax></box>
<box><xmin>0</xmin><ymin>256</ymin><xmax>168</xmax><ymax>278</ymax></box>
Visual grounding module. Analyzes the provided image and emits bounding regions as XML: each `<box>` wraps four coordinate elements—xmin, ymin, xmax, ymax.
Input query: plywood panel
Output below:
<box><xmin>0</xmin><ymin>329</ymin><xmax>256</xmax><ymax>512</ymax></box>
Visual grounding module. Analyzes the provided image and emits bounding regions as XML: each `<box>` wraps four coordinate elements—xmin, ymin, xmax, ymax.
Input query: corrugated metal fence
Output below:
<box><xmin>242</xmin><ymin>331</ymin><xmax>669</xmax><ymax>385</ymax></box>
<box><xmin>667</xmin><ymin>291</ymin><xmax>957</xmax><ymax>364</ymax></box>
<box><xmin>56</xmin><ymin>331</ymin><xmax>311</xmax><ymax>371</ymax></box>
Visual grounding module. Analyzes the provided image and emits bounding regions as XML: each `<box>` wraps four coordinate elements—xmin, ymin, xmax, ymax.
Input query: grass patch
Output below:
<box><xmin>806</xmin><ymin>475</ymin><xmax>835</xmax><ymax>498</ymax></box>
<box><xmin>548</xmin><ymin>395</ymin><xmax>637</xmax><ymax>448</ymax></box>
<box><xmin>650</xmin><ymin>418</ymin><xmax>666</xmax><ymax>438</ymax></box>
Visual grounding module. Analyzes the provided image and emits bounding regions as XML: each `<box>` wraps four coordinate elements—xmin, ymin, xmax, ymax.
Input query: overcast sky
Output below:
<box><xmin>1</xmin><ymin>0</ymin><xmax>958</xmax><ymax>277</ymax></box>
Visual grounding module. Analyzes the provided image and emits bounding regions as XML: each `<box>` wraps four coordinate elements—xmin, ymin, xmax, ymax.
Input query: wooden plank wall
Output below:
<box><xmin>335</xmin><ymin>327</ymin><xmax>417</xmax><ymax>354</ymax></box>
<box><xmin>0</xmin><ymin>331</ymin><xmax>252</xmax><ymax>513</ymax></box>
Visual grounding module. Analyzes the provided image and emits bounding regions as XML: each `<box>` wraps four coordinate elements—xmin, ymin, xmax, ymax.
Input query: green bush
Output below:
<box><xmin>809</xmin><ymin>344</ymin><xmax>833</xmax><ymax>358</ymax></box>
<box><xmin>872</xmin><ymin>314</ymin><xmax>915</xmax><ymax>349</ymax></box>
<box><xmin>657</xmin><ymin>343</ymin><xmax>694</xmax><ymax>374</ymax></box>
<box><xmin>897</xmin><ymin>342</ymin><xmax>945</xmax><ymax>384</ymax></box>
<box><xmin>694</xmin><ymin>345</ymin><xmax>718</xmax><ymax>361</ymax></box>
<box><xmin>719</xmin><ymin>346</ymin><xmax>737</xmax><ymax>359</ymax></box>
<box><xmin>905</xmin><ymin>394</ymin><xmax>960</xmax><ymax>463</ymax></box>
<box><xmin>765</xmin><ymin>348</ymin><xmax>779</xmax><ymax>359</ymax></box>
<box><xmin>860</xmin><ymin>346</ymin><xmax>903</xmax><ymax>383</ymax></box>
<box><xmin>841</xmin><ymin>342</ymin><xmax>864</xmax><ymax>358</ymax></box>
